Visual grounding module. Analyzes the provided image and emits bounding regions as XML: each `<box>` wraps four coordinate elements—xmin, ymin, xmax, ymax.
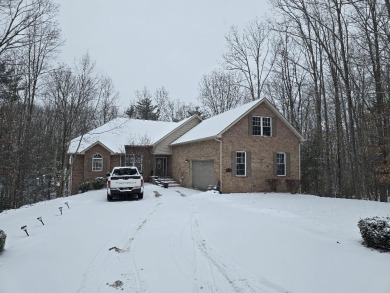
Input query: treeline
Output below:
<box><xmin>267</xmin><ymin>0</ymin><xmax>390</xmax><ymax>201</ymax></box>
<box><xmin>127</xmin><ymin>0</ymin><xmax>390</xmax><ymax>201</ymax></box>
<box><xmin>0</xmin><ymin>0</ymin><xmax>118</xmax><ymax>210</ymax></box>
<box><xmin>195</xmin><ymin>0</ymin><xmax>390</xmax><ymax>201</ymax></box>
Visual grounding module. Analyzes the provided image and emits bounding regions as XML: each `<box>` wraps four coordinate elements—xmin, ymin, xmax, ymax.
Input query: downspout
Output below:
<box><xmin>69</xmin><ymin>155</ymin><xmax>73</xmax><ymax>195</ymax></box>
<box><xmin>299</xmin><ymin>142</ymin><xmax>302</xmax><ymax>193</ymax></box>
<box><xmin>214</xmin><ymin>137</ymin><xmax>223</xmax><ymax>193</ymax></box>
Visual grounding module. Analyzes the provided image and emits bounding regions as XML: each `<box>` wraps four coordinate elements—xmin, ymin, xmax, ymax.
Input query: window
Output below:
<box><xmin>276</xmin><ymin>152</ymin><xmax>286</xmax><ymax>176</ymax></box>
<box><xmin>125</xmin><ymin>154</ymin><xmax>143</xmax><ymax>172</ymax></box>
<box><xmin>252</xmin><ymin>116</ymin><xmax>272</xmax><ymax>137</ymax></box>
<box><xmin>92</xmin><ymin>153</ymin><xmax>103</xmax><ymax>171</ymax></box>
<box><xmin>113</xmin><ymin>168</ymin><xmax>137</xmax><ymax>176</ymax></box>
<box><xmin>236</xmin><ymin>151</ymin><xmax>246</xmax><ymax>176</ymax></box>
<box><xmin>252</xmin><ymin>116</ymin><xmax>262</xmax><ymax>135</ymax></box>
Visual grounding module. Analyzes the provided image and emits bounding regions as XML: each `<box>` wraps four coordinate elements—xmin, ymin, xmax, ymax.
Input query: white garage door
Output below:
<box><xmin>192</xmin><ymin>160</ymin><xmax>217</xmax><ymax>190</ymax></box>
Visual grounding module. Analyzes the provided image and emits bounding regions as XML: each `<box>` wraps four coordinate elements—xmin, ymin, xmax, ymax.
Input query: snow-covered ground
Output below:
<box><xmin>0</xmin><ymin>184</ymin><xmax>389</xmax><ymax>293</ymax></box>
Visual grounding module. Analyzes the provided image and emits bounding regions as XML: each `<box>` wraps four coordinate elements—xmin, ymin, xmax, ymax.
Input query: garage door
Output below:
<box><xmin>192</xmin><ymin>160</ymin><xmax>217</xmax><ymax>190</ymax></box>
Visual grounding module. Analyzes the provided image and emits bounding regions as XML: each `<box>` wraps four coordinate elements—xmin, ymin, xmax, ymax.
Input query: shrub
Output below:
<box><xmin>92</xmin><ymin>177</ymin><xmax>105</xmax><ymax>190</ymax></box>
<box><xmin>79</xmin><ymin>180</ymin><xmax>93</xmax><ymax>193</ymax></box>
<box><xmin>0</xmin><ymin>229</ymin><xmax>6</xmax><ymax>254</ymax></box>
<box><xmin>357</xmin><ymin>217</ymin><xmax>390</xmax><ymax>251</ymax></box>
<box><xmin>285</xmin><ymin>179</ymin><xmax>300</xmax><ymax>194</ymax></box>
<box><xmin>266</xmin><ymin>179</ymin><xmax>280</xmax><ymax>192</ymax></box>
<box><xmin>79</xmin><ymin>177</ymin><xmax>106</xmax><ymax>193</ymax></box>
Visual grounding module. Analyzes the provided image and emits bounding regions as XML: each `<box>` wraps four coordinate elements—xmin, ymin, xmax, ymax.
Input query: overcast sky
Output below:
<box><xmin>56</xmin><ymin>0</ymin><xmax>270</xmax><ymax>107</ymax></box>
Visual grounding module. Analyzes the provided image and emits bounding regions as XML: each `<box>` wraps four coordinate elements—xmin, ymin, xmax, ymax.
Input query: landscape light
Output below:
<box><xmin>59</xmin><ymin>207</ymin><xmax>63</xmax><ymax>215</ymax></box>
<box><xmin>37</xmin><ymin>217</ymin><xmax>44</xmax><ymax>225</ymax></box>
<box><xmin>21</xmin><ymin>225</ymin><xmax>29</xmax><ymax>236</ymax></box>
<box><xmin>64</xmin><ymin>202</ymin><xmax>70</xmax><ymax>209</ymax></box>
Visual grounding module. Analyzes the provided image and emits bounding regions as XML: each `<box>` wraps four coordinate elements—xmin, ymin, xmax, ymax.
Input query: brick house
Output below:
<box><xmin>171</xmin><ymin>99</ymin><xmax>304</xmax><ymax>193</ymax></box>
<box><xmin>68</xmin><ymin>98</ymin><xmax>304</xmax><ymax>194</ymax></box>
<box><xmin>68</xmin><ymin>116</ymin><xmax>201</xmax><ymax>194</ymax></box>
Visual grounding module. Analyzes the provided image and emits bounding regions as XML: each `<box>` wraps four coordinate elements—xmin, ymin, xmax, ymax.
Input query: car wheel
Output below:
<box><xmin>107</xmin><ymin>193</ymin><xmax>113</xmax><ymax>202</ymax></box>
<box><xmin>138</xmin><ymin>192</ymin><xmax>143</xmax><ymax>200</ymax></box>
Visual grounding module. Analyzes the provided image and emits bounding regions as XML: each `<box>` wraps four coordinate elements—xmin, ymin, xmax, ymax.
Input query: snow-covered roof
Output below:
<box><xmin>68</xmin><ymin>117</ymin><xmax>192</xmax><ymax>154</ymax></box>
<box><xmin>172</xmin><ymin>98</ymin><xmax>304</xmax><ymax>145</ymax></box>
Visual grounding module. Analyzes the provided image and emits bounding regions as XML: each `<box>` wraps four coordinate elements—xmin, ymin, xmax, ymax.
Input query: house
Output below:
<box><xmin>68</xmin><ymin>116</ymin><xmax>201</xmax><ymax>195</ymax></box>
<box><xmin>68</xmin><ymin>98</ymin><xmax>304</xmax><ymax>194</ymax></box>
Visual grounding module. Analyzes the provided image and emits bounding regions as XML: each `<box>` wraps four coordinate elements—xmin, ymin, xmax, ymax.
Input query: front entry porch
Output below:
<box><xmin>154</xmin><ymin>156</ymin><xmax>171</xmax><ymax>177</ymax></box>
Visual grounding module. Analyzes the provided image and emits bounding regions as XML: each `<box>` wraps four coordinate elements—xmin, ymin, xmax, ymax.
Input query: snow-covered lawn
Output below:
<box><xmin>0</xmin><ymin>184</ymin><xmax>389</xmax><ymax>293</ymax></box>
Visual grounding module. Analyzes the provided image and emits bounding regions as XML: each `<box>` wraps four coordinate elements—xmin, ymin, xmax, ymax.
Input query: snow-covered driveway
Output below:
<box><xmin>1</xmin><ymin>184</ymin><xmax>389</xmax><ymax>293</ymax></box>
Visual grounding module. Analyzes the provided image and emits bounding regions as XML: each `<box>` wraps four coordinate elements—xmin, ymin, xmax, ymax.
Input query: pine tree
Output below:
<box><xmin>135</xmin><ymin>97</ymin><xmax>159</xmax><ymax>120</ymax></box>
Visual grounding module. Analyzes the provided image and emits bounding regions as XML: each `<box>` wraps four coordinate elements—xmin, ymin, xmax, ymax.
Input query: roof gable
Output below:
<box><xmin>171</xmin><ymin>98</ymin><xmax>304</xmax><ymax>145</ymax></box>
<box><xmin>68</xmin><ymin>117</ymin><xmax>196</xmax><ymax>154</ymax></box>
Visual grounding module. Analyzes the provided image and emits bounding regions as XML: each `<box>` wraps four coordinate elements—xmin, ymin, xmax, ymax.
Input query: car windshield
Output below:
<box><xmin>113</xmin><ymin>168</ymin><xmax>137</xmax><ymax>175</ymax></box>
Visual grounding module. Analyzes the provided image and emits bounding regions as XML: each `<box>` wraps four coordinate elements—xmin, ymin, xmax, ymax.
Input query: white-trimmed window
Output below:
<box><xmin>92</xmin><ymin>153</ymin><xmax>103</xmax><ymax>171</ymax></box>
<box><xmin>236</xmin><ymin>151</ymin><xmax>246</xmax><ymax>176</ymax></box>
<box><xmin>125</xmin><ymin>154</ymin><xmax>143</xmax><ymax>172</ymax></box>
<box><xmin>276</xmin><ymin>152</ymin><xmax>286</xmax><ymax>176</ymax></box>
<box><xmin>252</xmin><ymin>116</ymin><xmax>272</xmax><ymax>136</ymax></box>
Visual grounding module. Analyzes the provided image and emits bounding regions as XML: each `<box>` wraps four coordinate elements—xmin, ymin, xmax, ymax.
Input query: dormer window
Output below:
<box><xmin>252</xmin><ymin>116</ymin><xmax>272</xmax><ymax>136</ymax></box>
<box><xmin>92</xmin><ymin>153</ymin><xmax>103</xmax><ymax>171</ymax></box>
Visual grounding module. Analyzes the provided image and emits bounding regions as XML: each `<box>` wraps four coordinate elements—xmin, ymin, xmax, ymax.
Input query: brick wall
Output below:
<box><xmin>172</xmin><ymin>102</ymin><xmax>301</xmax><ymax>193</ymax></box>
<box><xmin>70</xmin><ymin>144</ymin><xmax>122</xmax><ymax>195</ymax></box>
<box><xmin>83</xmin><ymin>145</ymin><xmax>112</xmax><ymax>180</ymax></box>
<box><xmin>220</xmin><ymin>103</ymin><xmax>300</xmax><ymax>193</ymax></box>
<box><xmin>70</xmin><ymin>154</ymin><xmax>84</xmax><ymax>195</ymax></box>
<box><xmin>171</xmin><ymin>140</ymin><xmax>220</xmax><ymax>188</ymax></box>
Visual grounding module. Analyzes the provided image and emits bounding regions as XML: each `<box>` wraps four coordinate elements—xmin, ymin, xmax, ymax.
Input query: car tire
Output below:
<box><xmin>107</xmin><ymin>193</ymin><xmax>113</xmax><ymax>202</ymax></box>
<box><xmin>138</xmin><ymin>192</ymin><xmax>143</xmax><ymax>200</ymax></box>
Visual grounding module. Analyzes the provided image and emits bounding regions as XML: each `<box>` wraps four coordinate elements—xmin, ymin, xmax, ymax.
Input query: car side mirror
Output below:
<box><xmin>106</xmin><ymin>172</ymin><xmax>110</xmax><ymax>177</ymax></box>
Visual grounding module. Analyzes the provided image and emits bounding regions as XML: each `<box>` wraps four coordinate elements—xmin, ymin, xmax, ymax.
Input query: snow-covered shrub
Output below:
<box><xmin>357</xmin><ymin>217</ymin><xmax>390</xmax><ymax>251</ymax></box>
<box><xmin>92</xmin><ymin>177</ymin><xmax>105</xmax><ymax>190</ymax></box>
<box><xmin>79</xmin><ymin>177</ymin><xmax>106</xmax><ymax>193</ymax></box>
<box><xmin>0</xmin><ymin>229</ymin><xmax>6</xmax><ymax>254</ymax></box>
<box><xmin>266</xmin><ymin>179</ymin><xmax>280</xmax><ymax>192</ymax></box>
<box><xmin>79</xmin><ymin>180</ymin><xmax>93</xmax><ymax>193</ymax></box>
<box><xmin>285</xmin><ymin>179</ymin><xmax>300</xmax><ymax>194</ymax></box>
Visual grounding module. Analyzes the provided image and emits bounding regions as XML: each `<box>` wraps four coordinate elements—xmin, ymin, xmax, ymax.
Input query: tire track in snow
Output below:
<box><xmin>112</xmin><ymin>199</ymin><xmax>162</xmax><ymax>293</ymax></box>
<box><xmin>76</xmin><ymin>199</ymin><xmax>161</xmax><ymax>293</ymax></box>
<box><xmin>190</xmin><ymin>201</ymin><xmax>290</xmax><ymax>293</ymax></box>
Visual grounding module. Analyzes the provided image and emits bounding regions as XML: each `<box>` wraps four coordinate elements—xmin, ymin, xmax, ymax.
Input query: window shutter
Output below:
<box><xmin>231</xmin><ymin>151</ymin><xmax>237</xmax><ymax>176</ymax></box>
<box><xmin>286</xmin><ymin>152</ymin><xmax>291</xmax><ymax>177</ymax></box>
<box><xmin>272</xmin><ymin>117</ymin><xmax>277</xmax><ymax>137</ymax></box>
<box><xmin>273</xmin><ymin>152</ymin><xmax>277</xmax><ymax>176</ymax></box>
<box><xmin>248</xmin><ymin>116</ymin><xmax>253</xmax><ymax>135</ymax></box>
<box><xmin>246</xmin><ymin>152</ymin><xmax>251</xmax><ymax>177</ymax></box>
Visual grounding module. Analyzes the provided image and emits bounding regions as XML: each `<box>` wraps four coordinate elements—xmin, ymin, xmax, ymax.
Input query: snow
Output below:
<box><xmin>1</xmin><ymin>185</ymin><xmax>390</xmax><ymax>293</ymax></box>
<box><xmin>172</xmin><ymin>99</ymin><xmax>262</xmax><ymax>145</ymax></box>
<box><xmin>68</xmin><ymin>117</ymin><xmax>192</xmax><ymax>154</ymax></box>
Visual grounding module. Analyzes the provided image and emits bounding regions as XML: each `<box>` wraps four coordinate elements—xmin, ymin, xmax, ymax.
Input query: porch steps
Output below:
<box><xmin>150</xmin><ymin>176</ymin><xmax>181</xmax><ymax>187</ymax></box>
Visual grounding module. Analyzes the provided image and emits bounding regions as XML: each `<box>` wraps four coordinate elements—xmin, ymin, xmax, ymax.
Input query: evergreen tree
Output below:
<box><xmin>125</xmin><ymin>87</ymin><xmax>160</xmax><ymax>120</ymax></box>
<box><xmin>135</xmin><ymin>97</ymin><xmax>160</xmax><ymax>120</ymax></box>
<box><xmin>187</xmin><ymin>106</ymin><xmax>206</xmax><ymax>119</ymax></box>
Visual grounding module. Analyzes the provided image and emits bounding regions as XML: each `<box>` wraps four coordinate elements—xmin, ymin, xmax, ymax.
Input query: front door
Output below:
<box><xmin>155</xmin><ymin>157</ymin><xmax>167</xmax><ymax>177</ymax></box>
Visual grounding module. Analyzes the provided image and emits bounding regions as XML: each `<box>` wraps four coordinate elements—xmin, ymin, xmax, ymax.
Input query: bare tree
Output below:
<box><xmin>223</xmin><ymin>19</ymin><xmax>275</xmax><ymax>101</ymax></box>
<box><xmin>198</xmin><ymin>70</ymin><xmax>246</xmax><ymax>116</ymax></box>
<box><xmin>0</xmin><ymin>0</ymin><xmax>58</xmax><ymax>56</ymax></box>
<box><xmin>94</xmin><ymin>76</ymin><xmax>119</xmax><ymax>126</ymax></box>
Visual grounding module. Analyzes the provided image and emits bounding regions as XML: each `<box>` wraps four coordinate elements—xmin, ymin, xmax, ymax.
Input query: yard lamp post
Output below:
<box><xmin>37</xmin><ymin>217</ymin><xmax>44</xmax><ymax>225</ymax></box>
<box><xmin>21</xmin><ymin>226</ymin><xmax>29</xmax><ymax>236</ymax></box>
<box><xmin>59</xmin><ymin>207</ymin><xmax>63</xmax><ymax>215</ymax></box>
